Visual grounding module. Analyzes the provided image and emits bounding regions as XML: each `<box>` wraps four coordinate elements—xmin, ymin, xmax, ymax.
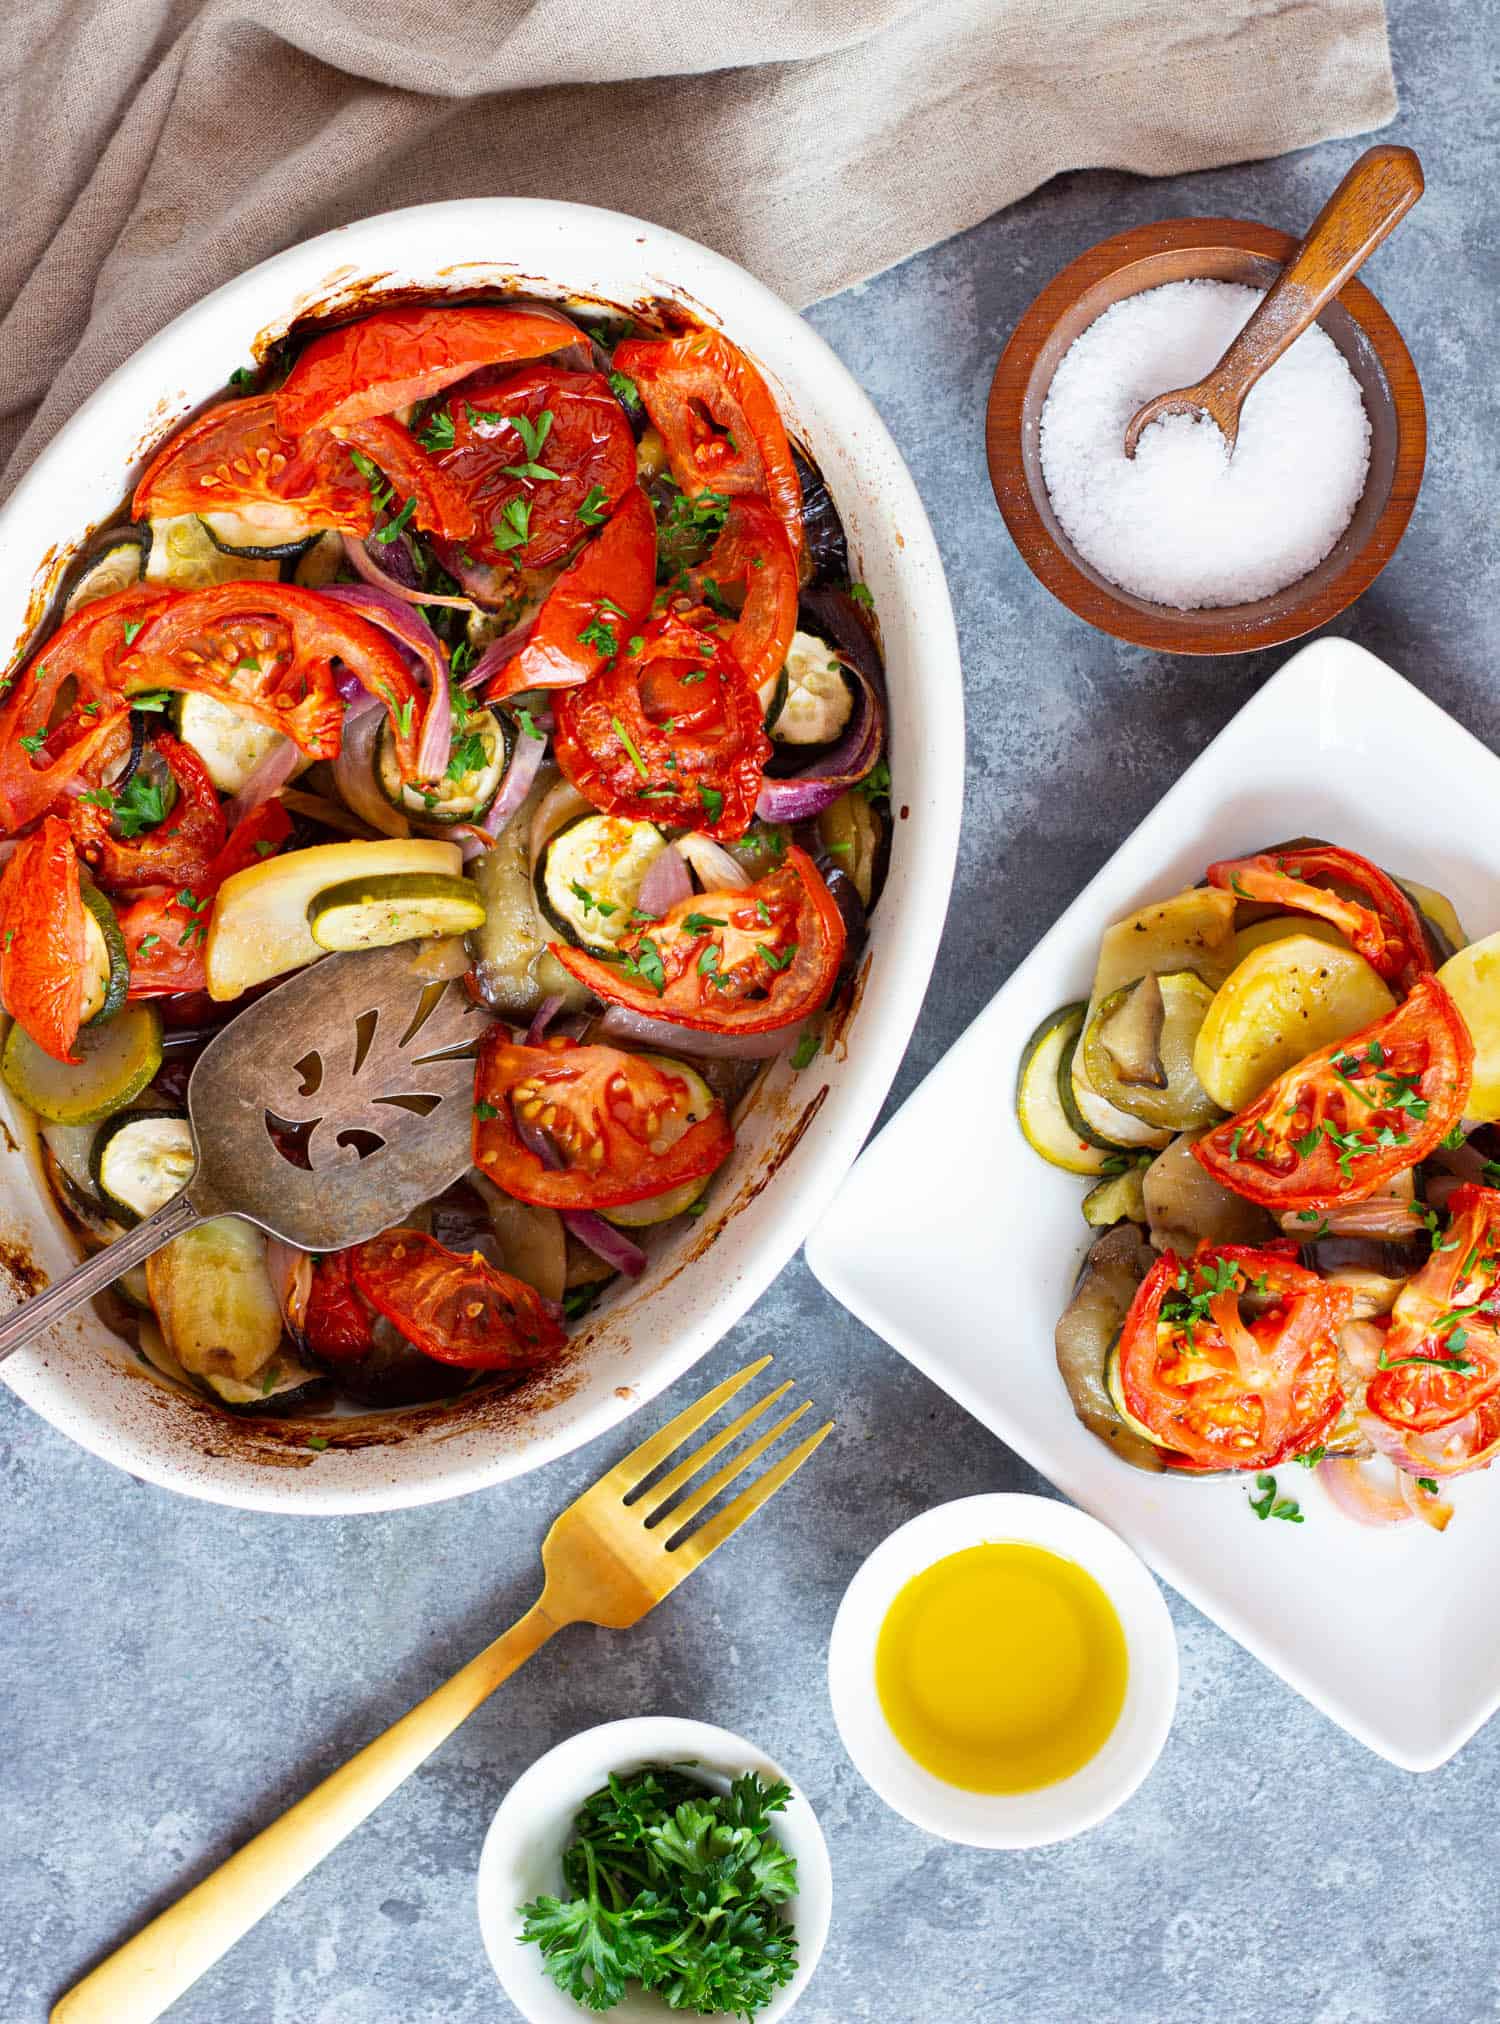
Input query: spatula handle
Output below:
<box><xmin>0</xmin><ymin>1191</ymin><xmax>201</xmax><ymax>1366</ymax></box>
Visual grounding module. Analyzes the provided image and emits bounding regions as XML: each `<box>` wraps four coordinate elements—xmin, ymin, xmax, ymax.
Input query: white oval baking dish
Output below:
<box><xmin>0</xmin><ymin>198</ymin><xmax>963</xmax><ymax>1513</ymax></box>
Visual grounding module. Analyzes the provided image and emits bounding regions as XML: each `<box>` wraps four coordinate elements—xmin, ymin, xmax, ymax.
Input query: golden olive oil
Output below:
<box><xmin>874</xmin><ymin>1541</ymin><xmax>1128</xmax><ymax>1793</ymax></box>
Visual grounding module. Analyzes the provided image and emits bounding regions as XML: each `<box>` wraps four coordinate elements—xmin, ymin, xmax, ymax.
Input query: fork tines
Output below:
<box><xmin>610</xmin><ymin>1357</ymin><xmax>832</xmax><ymax>1567</ymax></box>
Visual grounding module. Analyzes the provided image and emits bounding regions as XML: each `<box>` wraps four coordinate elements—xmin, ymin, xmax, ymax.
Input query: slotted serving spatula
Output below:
<box><xmin>0</xmin><ymin>942</ymin><xmax>489</xmax><ymax>1365</ymax></box>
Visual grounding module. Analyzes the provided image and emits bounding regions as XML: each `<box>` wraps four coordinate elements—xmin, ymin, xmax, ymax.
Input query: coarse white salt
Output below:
<box><xmin>1038</xmin><ymin>279</ymin><xmax>1371</xmax><ymax>610</ymax></box>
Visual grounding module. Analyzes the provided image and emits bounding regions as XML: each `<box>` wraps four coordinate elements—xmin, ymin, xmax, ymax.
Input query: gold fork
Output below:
<box><xmin>52</xmin><ymin>1357</ymin><xmax>830</xmax><ymax>2024</ymax></box>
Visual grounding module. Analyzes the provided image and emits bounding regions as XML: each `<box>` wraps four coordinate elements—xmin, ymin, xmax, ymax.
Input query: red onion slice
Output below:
<box><xmin>525</xmin><ymin>995</ymin><xmax>565</xmax><ymax>1045</ymax></box>
<box><xmin>223</xmin><ymin>737</ymin><xmax>301</xmax><ymax>828</ymax></box>
<box><xmin>638</xmin><ymin>843</ymin><xmax>692</xmax><ymax>916</ymax></box>
<box><xmin>563</xmin><ymin>1210</ymin><xmax>647</xmax><ymax>1278</ymax></box>
<box><xmin>674</xmin><ymin>832</ymin><xmax>752</xmax><ymax>891</ymax></box>
<box><xmin>597</xmin><ymin>1004</ymin><xmax>799</xmax><ymax>1061</ymax></box>
<box><xmin>1399</xmin><ymin>1471</ymin><xmax>1454</xmax><ymax>1531</ymax></box>
<box><xmin>463</xmin><ymin>620</ymin><xmax>539</xmax><ymax>694</ymax></box>
<box><xmin>458</xmin><ymin>724</ymin><xmax>548</xmax><ymax>859</ymax></box>
<box><xmin>341</xmin><ymin>533</ymin><xmax>477</xmax><ymax>612</ymax></box>
<box><xmin>322</xmin><ymin>583</ymin><xmax>452</xmax><ymax>780</ymax></box>
<box><xmin>755</xmin><ymin>662</ymin><xmax>885</xmax><ymax>824</ymax></box>
<box><xmin>1317</xmin><ymin>1455</ymin><xmax>1412</xmax><ymax>1527</ymax></box>
<box><xmin>332</xmin><ymin>705</ymin><xmax>411</xmax><ymax>839</ymax></box>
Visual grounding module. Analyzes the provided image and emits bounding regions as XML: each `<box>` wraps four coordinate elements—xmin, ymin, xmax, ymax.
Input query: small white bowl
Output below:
<box><xmin>476</xmin><ymin>1716</ymin><xmax>832</xmax><ymax>2022</ymax></box>
<box><xmin>827</xmin><ymin>1493</ymin><xmax>1178</xmax><ymax>1848</ymax></box>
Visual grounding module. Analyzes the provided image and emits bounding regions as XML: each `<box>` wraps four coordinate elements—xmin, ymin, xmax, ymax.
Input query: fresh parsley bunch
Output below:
<box><xmin>518</xmin><ymin>1765</ymin><xmax>800</xmax><ymax>2017</ymax></box>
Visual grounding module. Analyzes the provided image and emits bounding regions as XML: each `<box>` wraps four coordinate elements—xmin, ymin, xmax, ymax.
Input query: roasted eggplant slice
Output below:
<box><xmin>1054</xmin><ymin>1223</ymin><xmax>1165</xmax><ymax>1472</ymax></box>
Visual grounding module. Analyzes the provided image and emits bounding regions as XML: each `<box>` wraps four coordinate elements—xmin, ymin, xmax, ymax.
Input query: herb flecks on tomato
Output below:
<box><xmin>0</xmin><ymin>816</ymin><xmax>88</xmax><ymax>1062</ymax></box>
<box><xmin>432</xmin><ymin>367</ymin><xmax>637</xmax><ymax>571</ymax></box>
<box><xmin>613</xmin><ymin>329</ymin><xmax>804</xmax><ymax>561</ymax></box>
<box><xmin>275</xmin><ymin>304</ymin><xmax>577</xmax><ymax>438</ymax></box>
<box><xmin>66</xmin><ymin>731</ymin><xmax>225</xmax><ymax>895</ymax></box>
<box><xmin>1208</xmin><ymin>843</ymin><xmax>1433</xmax><ymax>994</ymax></box>
<box><xmin>118</xmin><ymin>800</ymin><xmax>292</xmax><ymax>998</ymax></box>
<box><xmin>1365</xmin><ymin>1184</ymin><xmax>1500</xmax><ymax>1432</ymax></box>
<box><xmin>550</xmin><ymin>845</ymin><xmax>844</xmax><ymax>1036</ymax></box>
<box><xmin>1194</xmin><ymin>974</ymin><xmax>1472</xmax><ymax>1212</ymax></box>
<box><xmin>0</xmin><ymin>588</ymin><xmax>171</xmax><ymax>832</ymax></box>
<box><xmin>552</xmin><ymin>607</ymin><xmax>769</xmax><ymax>839</ymax></box>
<box><xmin>472</xmin><ymin>1034</ymin><xmax>733</xmax><ymax>1210</ymax></box>
<box><xmin>118</xmin><ymin>582</ymin><xmax>425</xmax><ymax>771</ymax></box>
<box><xmin>350</xmin><ymin>1227</ymin><xmax>566</xmax><ymax>1369</ymax></box>
<box><xmin>485</xmin><ymin>486</ymin><xmax>657</xmax><ymax>699</ymax></box>
<box><xmin>683</xmin><ymin>496</ymin><xmax>799</xmax><ymax>694</ymax></box>
<box><xmin>1119</xmin><ymin>1242</ymin><xmax>1349</xmax><ymax>1472</ymax></box>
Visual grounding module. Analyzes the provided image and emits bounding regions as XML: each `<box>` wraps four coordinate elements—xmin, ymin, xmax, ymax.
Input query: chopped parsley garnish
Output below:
<box><xmin>228</xmin><ymin>366</ymin><xmax>258</xmax><ymax>393</ymax></box>
<box><xmin>372</xmin><ymin>495</ymin><xmax>418</xmax><ymax>546</ymax></box>
<box><xmin>577</xmin><ymin>484</ymin><xmax>610</xmax><ymax>526</ymax></box>
<box><xmin>580</xmin><ymin>616</ymin><xmax>620</xmax><ymax>657</ymax></box>
<box><xmin>494</xmin><ymin>497</ymin><xmax>533</xmax><ymax>553</ymax></box>
<box><xmin>19</xmin><ymin>732</ymin><xmax>46</xmax><ymax>755</ymax></box>
<box><xmin>682</xmin><ymin>912</ymin><xmax>727</xmax><ymax>934</ymax></box>
<box><xmin>609</xmin><ymin>713</ymin><xmax>648</xmax><ymax>778</ymax></box>
<box><xmin>791</xmin><ymin>1028</ymin><xmax>821</xmax><ymax>1071</ymax></box>
<box><xmin>848</xmin><ymin>581</ymin><xmax>874</xmax><ymax>609</ymax></box>
<box><xmin>697</xmin><ymin>784</ymin><xmax>724</xmax><ymax>825</ymax></box>
<box><xmin>757</xmin><ymin>941</ymin><xmax>797</xmax><ymax>972</ymax></box>
<box><xmin>418</xmin><ymin>409</ymin><xmax>456</xmax><ymax>452</ymax></box>
<box><xmin>122</xmin><ymin>619</ymin><xmax>145</xmax><ymax>645</ymax></box>
<box><xmin>856</xmin><ymin>758</ymin><xmax>890</xmax><ymax>804</ymax></box>
<box><xmin>129</xmin><ymin>691</ymin><xmax>171</xmax><ymax>712</ymax></box>
<box><xmin>1249</xmin><ymin>1474</ymin><xmax>1303</xmax><ymax>1523</ymax></box>
<box><xmin>569</xmin><ymin>881</ymin><xmax>617</xmax><ymax>920</ymax></box>
<box><xmin>446</xmin><ymin>729</ymin><xmax>491</xmax><ymax>782</ymax></box>
<box><xmin>473</xmin><ymin>1100</ymin><xmax>499</xmax><ymax>1121</ymax></box>
<box><xmin>1417</xmin><ymin>1477</ymin><xmax>1440</xmax><ymax>1494</ymax></box>
<box><xmin>137</xmin><ymin>932</ymin><xmax>161</xmax><ymax>953</ymax></box>
<box><xmin>1292</xmin><ymin>1445</ymin><xmax>1326</xmax><ymax>1470</ymax></box>
<box><xmin>512</xmin><ymin>706</ymin><xmax>544</xmax><ymax>742</ymax></box>
<box><xmin>607</xmin><ymin>369</ymin><xmax>642</xmax><ymax>417</ymax></box>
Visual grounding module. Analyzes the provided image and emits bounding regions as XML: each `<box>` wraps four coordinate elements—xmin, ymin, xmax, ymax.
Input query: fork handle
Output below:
<box><xmin>51</xmin><ymin>1600</ymin><xmax>562</xmax><ymax>2024</ymax></box>
<box><xmin>0</xmin><ymin>1191</ymin><xmax>201</xmax><ymax>1367</ymax></box>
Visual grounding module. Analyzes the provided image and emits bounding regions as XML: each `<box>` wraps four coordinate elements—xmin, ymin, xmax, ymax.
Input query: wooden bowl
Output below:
<box><xmin>985</xmin><ymin>219</ymin><xmax>1426</xmax><ymax>655</ymax></box>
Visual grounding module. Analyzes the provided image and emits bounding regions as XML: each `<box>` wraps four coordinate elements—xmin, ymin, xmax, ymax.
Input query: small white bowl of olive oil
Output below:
<box><xmin>827</xmin><ymin>1493</ymin><xmax>1177</xmax><ymax>1848</ymax></box>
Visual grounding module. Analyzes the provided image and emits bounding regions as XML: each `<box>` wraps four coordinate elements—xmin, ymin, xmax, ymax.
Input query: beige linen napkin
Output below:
<box><xmin>1</xmin><ymin>0</ymin><xmax>1394</xmax><ymax>494</ymax></box>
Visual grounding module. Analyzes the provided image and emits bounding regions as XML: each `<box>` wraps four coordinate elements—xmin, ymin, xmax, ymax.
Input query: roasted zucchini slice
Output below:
<box><xmin>91</xmin><ymin>1109</ymin><xmax>194</xmax><ymax>1224</ymax></box>
<box><xmin>291</xmin><ymin>529</ymin><xmax>347</xmax><ymax>589</ymax></box>
<box><xmin>1081</xmin><ymin>1164</ymin><xmax>1149</xmax><ymax>1228</ymax></box>
<box><xmin>1016</xmin><ymin>1005</ymin><xmax>1114</xmax><ymax>1176</ymax></box>
<box><xmin>199</xmin><ymin>511</ymin><xmax>318</xmax><ymax>562</ymax></box>
<box><xmin>307</xmin><ymin>869</ymin><xmax>485</xmax><ymax>952</ymax></box>
<box><xmin>760</xmin><ymin>631</ymin><xmax>854</xmax><ymax>745</ymax></box>
<box><xmin>1081</xmin><ymin>970</ymin><xmax>1220</xmax><ymax>1131</ymax></box>
<box><xmin>377</xmin><ymin>708</ymin><xmax>511</xmax><ymax>825</ymax></box>
<box><xmin>175</xmin><ymin>691</ymin><xmax>299</xmax><ymax>795</ymax></box>
<box><xmin>144</xmin><ymin>514</ymin><xmax>279</xmax><ymax>589</ymax></box>
<box><xmin>1191</xmin><ymin>934</ymin><xmax>1394</xmax><ymax>1113</ymax></box>
<box><xmin>536</xmin><ymin>813</ymin><xmax>672</xmax><ymax>955</ymax></box>
<box><xmin>2</xmin><ymin>1002</ymin><xmax>162</xmax><ymax>1126</ymax></box>
<box><xmin>63</xmin><ymin>529</ymin><xmax>150</xmax><ymax>617</ymax></box>
<box><xmin>145</xmin><ymin>1215</ymin><xmax>284</xmax><ymax>1389</ymax></box>
<box><xmin>79</xmin><ymin>884</ymin><xmax>129</xmax><ymax>1026</ymax></box>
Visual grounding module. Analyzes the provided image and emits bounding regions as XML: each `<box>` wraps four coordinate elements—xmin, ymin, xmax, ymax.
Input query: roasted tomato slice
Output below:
<box><xmin>1208</xmin><ymin>842</ymin><xmax>1433</xmax><ymax>995</ymax></box>
<box><xmin>0</xmin><ymin>587</ymin><xmax>172</xmax><ymax>832</ymax></box>
<box><xmin>472</xmin><ymin>1033</ymin><xmax>733</xmax><ymax>1210</ymax></box>
<box><xmin>303</xmin><ymin>1249</ymin><xmax>379</xmax><ymax>1361</ymax></box>
<box><xmin>0</xmin><ymin>815</ymin><xmax>88</xmax><ymax>1062</ymax></box>
<box><xmin>119</xmin><ymin>582</ymin><xmax>424</xmax><ymax>769</ymax></box>
<box><xmin>613</xmin><ymin>330</ymin><xmax>803</xmax><ymax>560</ymax></box>
<box><xmin>119</xmin><ymin>800</ymin><xmax>292</xmax><ymax>997</ymax></box>
<box><xmin>275</xmin><ymin>304</ymin><xmax>576</xmax><ymax>438</ymax></box>
<box><xmin>551</xmin><ymin>845</ymin><xmax>845</xmax><ymax>1035</ymax></box>
<box><xmin>429</xmin><ymin>366</ymin><xmax>637</xmax><ymax>571</ymax></box>
<box><xmin>1194</xmin><ymin>975</ymin><xmax>1472</xmax><ymax>1212</ymax></box>
<box><xmin>133</xmin><ymin>394</ymin><xmax>378</xmax><ymax>538</ymax></box>
<box><xmin>1118</xmin><ymin>1242</ymin><xmax>1349</xmax><ymax>1472</ymax></box>
<box><xmin>65</xmin><ymin>730</ymin><xmax>225</xmax><ymax>895</ymax></box>
<box><xmin>484</xmin><ymin>486</ymin><xmax>657</xmax><ymax>699</ymax></box>
<box><xmin>552</xmin><ymin>607</ymin><xmax>770</xmax><ymax>840</ymax></box>
<box><xmin>1364</xmin><ymin>1184</ymin><xmax>1500</xmax><ymax>1432</ymax></box>
<box><xmin>349</xmin><ymin>1227</ymin><xmax>566</xmax><ymax>1369</ymax></box>
<box><xmin>1363</xmin><ymin>1390</ymin><xmax>1500</xmax><ymax>1479</ymax></box>
<box><xmin>683</xmin><ymin>496</ymin><xmax>798</xmax><ymax>694</ymax></box>
<box><xmin>339</xmin><ymin>413</ymin><xmax>478</xmax><ymax>543</ymax></box>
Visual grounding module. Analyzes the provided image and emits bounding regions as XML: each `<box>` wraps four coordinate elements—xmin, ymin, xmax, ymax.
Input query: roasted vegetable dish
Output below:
<box><xmin>1022</xmin><ymin>837</ymin><xmax>1500</xmax><ymax>1530</ymax></box>
<box><xmin>0</xmin><ymin>299</ymin><xmax>888</xmax><ymax>1416</ymax></box>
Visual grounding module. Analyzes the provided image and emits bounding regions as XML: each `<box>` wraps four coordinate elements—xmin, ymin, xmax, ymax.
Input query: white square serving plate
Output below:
<box><xmin>806</xmin><ymin>637</ymin><xmax>1500</xmax><ymax>1772</ymax></box>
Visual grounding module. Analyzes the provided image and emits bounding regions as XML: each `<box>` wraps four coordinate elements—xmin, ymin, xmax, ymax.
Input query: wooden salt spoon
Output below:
<box><xmin>1123</xmin><ymin>143</ymin><xmax>1423</xmax><ymax>459</ymax></box>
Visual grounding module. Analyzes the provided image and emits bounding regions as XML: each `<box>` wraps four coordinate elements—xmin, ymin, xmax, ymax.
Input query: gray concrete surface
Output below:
<box><xmin>3</xmin><ymin>2</ymin><xmax>1495</xmax><ymax>2018</ymax></box>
